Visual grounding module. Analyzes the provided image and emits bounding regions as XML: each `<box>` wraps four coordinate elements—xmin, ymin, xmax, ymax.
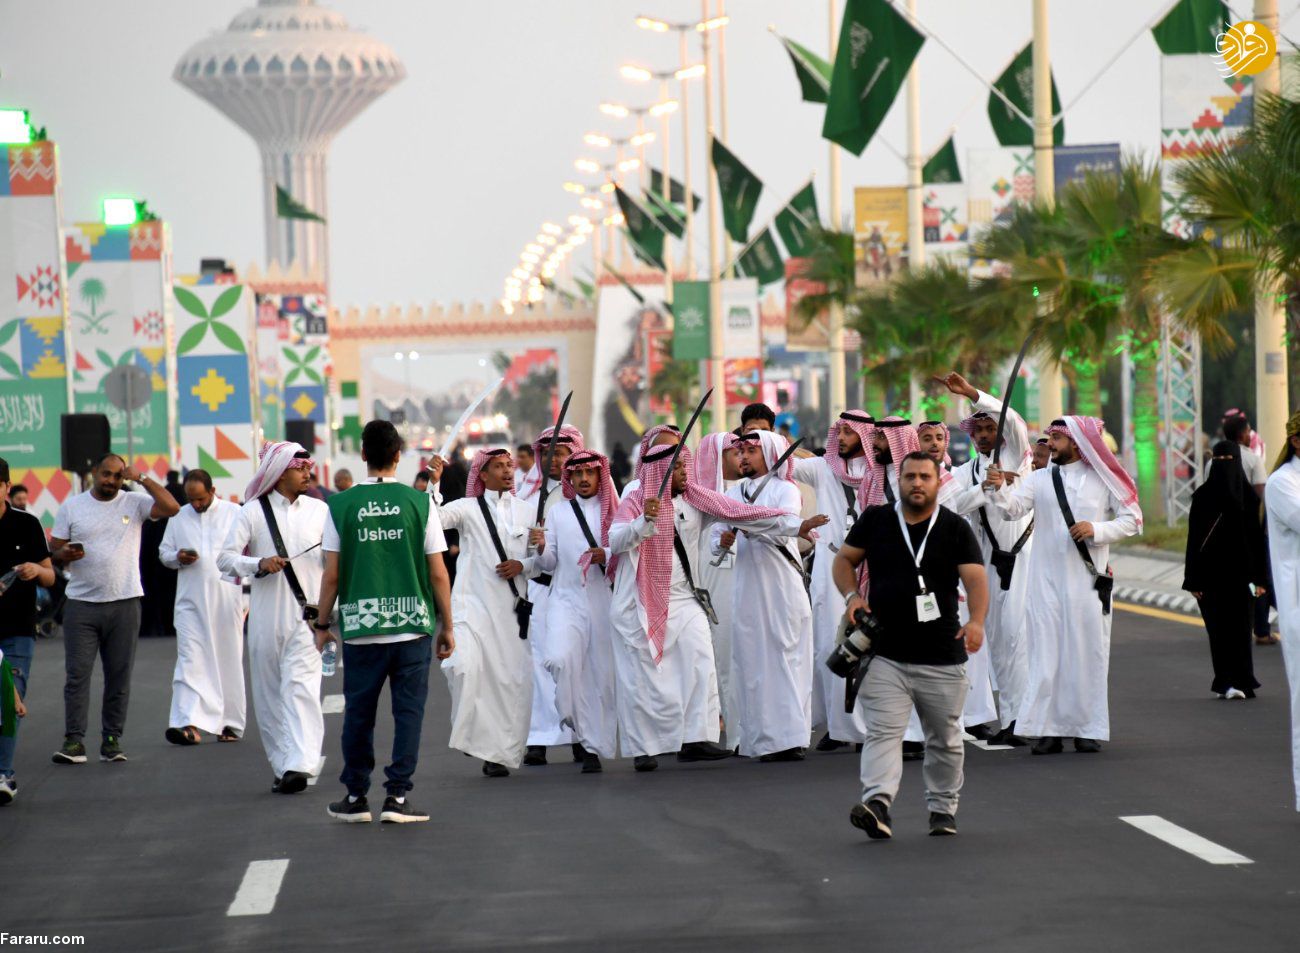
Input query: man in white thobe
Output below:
<box><xmin>217</xmin><ymin>442</ymin><xmax>328</xmax><ymax>793</ymax></box>
<box><xmin>1265</xmin><ymin>412</ymin><xmax>1300</xmax><ymax>810</ymax></box>
<box><xmin>159</xmin><ymin>469</ymin><xmax>245</xmax><ymax>744</ymax></box>
<box><xmin>514</xmin><ymin>426</ymin><xmax>581</xmax><ymax>764</ymax></box>
<box><xmin>435</xmin><ymin>449</ymin><xmax>542</xmax><ymax>776</ymax></box>
<box><xmin>984</xmin><ymin>416</ymin><xmax>1142</xmax><ymax>753</ymax></box>
<box><xmin>792</xmin><ymin>411</ymin><xmax>874</xmax><ymax>752</ymax></box>
<box><xmin>609</xmin><ymin>442</ymin><xmax>788</xmax><ymax>771</ymax></box>
<box><xmin>535</xmin><ymin>450</ymin><xmax>618</xmax><ymax>772</ymax></box>
<box><xmin>712</xmin><ymin>431</ymin><xmax>824</xmax><ymax>761</ymax></box>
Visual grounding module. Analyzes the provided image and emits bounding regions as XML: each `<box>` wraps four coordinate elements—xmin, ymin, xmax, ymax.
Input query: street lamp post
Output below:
<box><xmin>1032</xmin><ymin>0</ymin><xmax>1063</xmax><ymax>427</ymax></box>
<box><xmin>827</xmin><ymin>0</ymin><xmax>847</xmax><ymax>420</ymax></box>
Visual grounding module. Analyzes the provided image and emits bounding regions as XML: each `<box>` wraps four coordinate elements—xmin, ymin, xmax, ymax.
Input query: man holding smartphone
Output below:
<box><xmin>158</xmin><ymin>470</ymin><xmax>246</xmax><ymax>746</ymax></box>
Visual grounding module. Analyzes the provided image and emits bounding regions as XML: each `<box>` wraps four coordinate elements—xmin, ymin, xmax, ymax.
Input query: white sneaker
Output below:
<box><xmin>0</xmin><ymin>777</ymin><xmax>15</xmax><ymax>805</ymax></box>
<box><xmin>1224</xmin><ymin>688</ymin><xmax>1247</xmax><ymax>700</ymax></box>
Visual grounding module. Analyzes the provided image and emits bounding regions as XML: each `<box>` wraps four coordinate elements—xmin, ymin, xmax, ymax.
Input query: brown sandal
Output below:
<box><xmin>218</xmin><ymin>727</ymin><xmax>240</xmax><ymax>743</ymax></box>
<box><xmin>165</xmin><ymin>726</ymin><xmax>201</xmax><ymax>746</ymax></box>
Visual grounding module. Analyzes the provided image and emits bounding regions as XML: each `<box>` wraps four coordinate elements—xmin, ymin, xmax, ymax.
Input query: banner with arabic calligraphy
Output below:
<box><xmin>0</xmin><ymin>142</ymin><xmax>71</xmax><ymax>530</ymax></box>
<box><xmin>64</xmin><ymin>221</ymin><xmax>175</xmax><ymax>475</ymax></box>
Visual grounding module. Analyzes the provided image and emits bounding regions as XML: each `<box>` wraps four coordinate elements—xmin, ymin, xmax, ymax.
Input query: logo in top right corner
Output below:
<box><xmin>1215</xmin><ymin>20</ymin><xmax>1277</xmax><ymax>77</ymax></box>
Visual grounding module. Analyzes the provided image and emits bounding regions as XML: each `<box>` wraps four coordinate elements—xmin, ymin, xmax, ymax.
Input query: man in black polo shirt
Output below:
<box><xmin>832</xmin><ymin>451</ymin><xmax>987</xmax><ymax>839</ymax></box>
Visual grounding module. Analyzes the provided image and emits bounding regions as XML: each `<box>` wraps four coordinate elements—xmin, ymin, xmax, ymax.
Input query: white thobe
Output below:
<box><xmin>536</xmin><ymin>494</ymin><xmax>617</xmax><ymax>758</ymax></box>
<box><xmin>711</xmin><ymin>479</ymin><xmax>812</xmax><ymax>757</ymax></box>
<box><xmin>160</xmin><ymin>498</ymin><xmax>246</xmax><ymax>735</ymax></box>
<box><xmin>988</xmin><ymin>460</ymin><xmax>1141</xmax><ymax>740</ymax></box>
<box><xmin>946</xmin><ymin>392</ymin><xmax>1034</xmax><ymax>729</ymax></box>
<box><xmin>1265</xmin><ymin>457</ymin><xmax>1300</xmax><ymax>810</ymax></box>
<box><xmin>218</xmin><ymin>492</ymin><xmax>328</xmax><ymax>778</ymax></box>
<box><xmin>517</xmin><ymin>479</ymin><xmax>573</xmax><ymax>748</ymax></box>
<box><xmin>793</xmin><ymin>455</ymin><xmax>870</xmax><ymax>742</ymax></box>
<box><xmin>610</xmin><ymin>501</ymin><xmax>790</xmax><ymax>757</ymax></box>
<box><xmin>438</xmin><ymin>490</ymin><xmax>540</xmax><ymax>768</ymax></box>
<box><xmin>697</xmin><ymin>481</ymin><xmax>741</xmax><ymax>749</ymax></box>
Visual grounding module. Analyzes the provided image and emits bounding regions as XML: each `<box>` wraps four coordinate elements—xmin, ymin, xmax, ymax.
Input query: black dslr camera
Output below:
<box><xmin>825</xmin><ymin>609</ymin><xmax>885</xmax><ymax>678</ymax></box>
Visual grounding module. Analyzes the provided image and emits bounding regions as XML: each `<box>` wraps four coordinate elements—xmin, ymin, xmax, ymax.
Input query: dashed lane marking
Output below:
<box><xmin>227</xmin><ymin>859</ymin><xmax>290</xmax><ymax>916</ymax></box>
<box><xmin>1120</xmin><ymin>815</ymin><xmax>1253</xmax><ymax>865</ymax></box>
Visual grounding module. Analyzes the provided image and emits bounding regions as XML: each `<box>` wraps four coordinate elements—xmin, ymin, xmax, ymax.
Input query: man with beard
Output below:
<box><xmin>619</xmin><ymin>424</ymin><xmax>681</xmax><ymax>502</ymax></box>
<box><xmin>792</xmin><ymin>412</ymin><xmax>875</xmax><ymax>752</ymax></box>
<box><xmin>713</xmin><ymin>431</ymin><xmax>826</xmax><ymax>762</ymax></box>
<box><xmin>984</xmin><ymin>417</ymin><xmax>1142</xmax><ymax>754</ymax></box>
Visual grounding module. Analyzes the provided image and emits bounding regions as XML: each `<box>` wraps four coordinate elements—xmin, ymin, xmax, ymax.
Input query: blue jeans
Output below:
<box><xmin>339</xmin><ymin>636</ymin><xmax>432</xmax><ymax>798</ymax></box>
<box><xmin>0</xmin><ymin>635</ymin><xmax>35</xmax><ymax>777</ymax></box>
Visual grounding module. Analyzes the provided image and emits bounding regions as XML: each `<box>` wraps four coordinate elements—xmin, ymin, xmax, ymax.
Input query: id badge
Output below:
<box><xmin>916</xmin><ymin>592</ymin><xmax>941</xmax><ymax>623</ymax></box>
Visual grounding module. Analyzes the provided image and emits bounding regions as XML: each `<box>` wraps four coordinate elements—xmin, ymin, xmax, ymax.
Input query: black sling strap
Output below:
<box><xmin>477</xmin><ymin>495</ymin><xmax>531</xmax><ymax>638</ymax></box>
<box><xmin>671</xmin><ymin>529</ymin><xmax>719</xmax><ymax>625</ymax></box>
<box><xmin>570</xmin><ymin>498</ymin><xmax>603</xmax><ymax>575</ymax></box>
<box><xmin>841</xmin><ymin>481</ymin><xmax>858</xmax><ymax>523</ymax></box>
<box><xmin>1050</xmin><ymin>465</ymin><xmax>1113</xmax><ymax>614</ymax></box>
<box><xmin>258</xmin><ymin>495</ymin><xmax>308</xmax><ymax>611</ymax></box>
<box><xmin>882</xmin><ymin>472</ymin><xmax>896</xmax><ymax>504</ymax></box>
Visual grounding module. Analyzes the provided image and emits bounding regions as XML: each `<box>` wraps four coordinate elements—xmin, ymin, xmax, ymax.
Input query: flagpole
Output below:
<box><xmin>1032</xmin><ymin>0</ymin><xmax>1063</xmax><ymax>427</ymax></box>
<box><xmin>680</xmin><ymin>29</ymin><xmax>696</xmax><ymax>279</ymax></box>
<box><xmin>905</xmin><ymin>0</ymin><xmax>925</xmax><ymax>418</ymax></box>
<box><xmin>827</xmin><ymin>0</ymin><xmax>847</xmax><ymax>420</ymax></box>
<box><xmin>717</xmin><ymin>0</ymin><xmax>734</xmax><ymax>279</ymax></box>
<box><xmin>702</xmin><ymin>3</ymin><xmax>727</xmax><ymax>432</ymax></box>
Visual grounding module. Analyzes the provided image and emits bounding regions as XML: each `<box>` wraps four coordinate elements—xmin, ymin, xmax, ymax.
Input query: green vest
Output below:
<box><xmin>327</xmin><ymin>481</ymin><xmax>436</xmax><ymax>641</ymax></box>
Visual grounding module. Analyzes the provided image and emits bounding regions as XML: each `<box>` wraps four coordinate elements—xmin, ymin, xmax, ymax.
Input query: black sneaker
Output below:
<box><xmin>850</xmin><ymin>799</ymin><xmax>892</xmax><ymax>839</ymax></box>
<box><xmin>815</xmin><ymin>732</ymin><xmax>849</xmax><ymax>752</ymax></box>
<box><xmin>633</xmin><ymin>755</ymin><xmax>658</xmax><ymax>772</ymax></box>
<box><xmin>327</xmin><ymin>796</ymin><xmax>372</xmax><ymax>823</ymax></box>
<box><xmin>1031</xmin><ymin>736</ymin><xmax>1064</xmax><ymax>756</ymax></box>
<box><xmin>1073</xmin><ymin>737</ymin><xmax>1102</xmax><ymax>754</ymax></box>
<box><xmin>99</xmin><ymin>736</ymin><xmax>128</xmax><ymax>763</ymax></box>
<box><xmin>581</xmin><ymin>751</ymin><xmax>603</xmax><ymax>774</ymax></box>
<box><xmin>276</xmin><ymin>770</ymin><xmax>309</xmax><ymax>793</ymax></box>
<box><xmin>522</xmin><ymin>745</ymin><xmax>547</xmax><ymax>766</ymax></box>
<box><xmin>902</xmin><ymin>741</ymin><xmax>925</xmax><ymax>762</ymax></box>
<box><xmin>52</xmin><ymin>738</ymin><xmax>87</xmax><ymax>764</ymax></box>
<box><xmin>758</xmin><ymin>747</ymin><xmax>806</xmax><ymax>763</ymax></box>
<box><xmin>677</xmin><ymin>741</ymin><xmax>732</xmax><ymax>762</ymax></box>
<box><xmin>929</xmin><ymin>812</ymin><xmax>957</xmax><ymax>836</ymax></box>
<box><xmin>482</xmin><ymin>761</ymin><xmax>510</xmax><ymax>778</ymax></box>
<box><xmin>380</xmin><ymin>796</ymin><xmax>429</xmax><ymax>824</ymax></box>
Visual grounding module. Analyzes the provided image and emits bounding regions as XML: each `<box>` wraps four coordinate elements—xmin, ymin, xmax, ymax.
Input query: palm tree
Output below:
<box><xmin>649</xmin><ymin>338</ymin><xmax>698</xmax><ymax>429</ymax></box>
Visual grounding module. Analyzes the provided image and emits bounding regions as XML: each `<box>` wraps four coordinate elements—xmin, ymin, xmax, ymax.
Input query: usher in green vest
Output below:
<box><xmin>327</xmin><ymin>480</ymin><xmax>436</xmax><ymax>641</ymax></box>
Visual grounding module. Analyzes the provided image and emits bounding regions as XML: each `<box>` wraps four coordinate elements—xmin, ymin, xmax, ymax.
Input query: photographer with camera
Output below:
<box><xmin>218</xmin><ymin>441</ymin><xmax>328</xmax><ymax>795</ymax></box>
<box><xmin>832</xmin><ymin>452</ymin><xmax>988</xmax><ymax>840</ymax></box>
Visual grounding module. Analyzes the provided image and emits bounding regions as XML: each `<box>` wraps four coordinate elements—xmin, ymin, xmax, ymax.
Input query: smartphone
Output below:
<box><xmin>180</xmin><ymin>548</ymin><xmax>198</xmax><ymax>559</ymax></box>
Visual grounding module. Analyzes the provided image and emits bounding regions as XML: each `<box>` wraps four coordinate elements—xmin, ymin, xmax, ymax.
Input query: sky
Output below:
<box><xmin>1</xmin><ymin>0</ymin><xmax>1284</xmax><ymax>310</ymax></box>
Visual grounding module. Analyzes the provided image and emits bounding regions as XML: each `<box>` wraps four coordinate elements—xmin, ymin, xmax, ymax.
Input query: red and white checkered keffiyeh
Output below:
<box><xmin>1049</xmin><ymin>416</ymin><xmax>1143</xmax><ymax>529</ymax></box>
<box><xmin>562</xmin><ymin>450</ymin><xmax>618</xmax><ymax>583</ymax></box>
<box><xmin>467</xmin><ymin>448</ymin><xmax>512</xmax><ymax>498</ymax></box>
<box><xmin>244</xmin><ymin>441</ymin><xmax>313</xmax><ymax>501</ymax></box>
<box><xmin>612</xmin><ymin>443</ymin><xmax>785</xmax><ymax>663</ymax></box>
<box><xmin>632</xmin><ymin>424</ymin><xmax>681</xmax><ymax>482</ymax></box>
<box><xmin>736</xmin><ymin>430</ymin><xmax>796</xmax><ymax>483</ymax></box>
<box><xmin>856</xmin><ymin>417</ymin><xmax>921</xmax><ymax>512</ymax></box>
<box><xmin>917</xmin><ymin>420</ymin><xmax>954</xmax><ymax>469</ymax></box>
<box><xmin>825</xmin><ymin>411</ymin><xmax>875</xmax><ymax>489</ymax></box>
<box><xmin>518</xmin><ymin>425</ymin><xmax>585</xmax><ymax>501</ymax></box>
<box><xmin>692</xmin><ymin>432</ymin><xmax>736</xmax><ymax>493</ymax></box>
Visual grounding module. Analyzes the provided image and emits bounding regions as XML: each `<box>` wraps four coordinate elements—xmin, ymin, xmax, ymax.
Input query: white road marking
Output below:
<box><xmin>1120</xmin><ymin>815</ymin><xmax>1253</xmax><ymax>865</ymax></box>
<box><xmin>227</xmin><ymin>859</ymin><xmax>290</xmax><ymax>916</ymax></box>
<box><xmin>962</xmin><ymin>732</ymin><xmax>1014</xmax><ymax>751</ymax></box>
<box><xmin>306</xmin><ymin>755</ymin><xmax>326</xmax><ymax>786</ymax></box>
<box><xmin>322</xmin><ymin>694</ymin><xmax>344</xmax><ymax>714</ymax></box>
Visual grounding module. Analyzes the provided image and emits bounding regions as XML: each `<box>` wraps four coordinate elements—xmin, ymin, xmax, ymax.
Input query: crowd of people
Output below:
<box><xmin>2</xmin><ymin>379</ymin><xmax>1299</xmax><ymax>836</ymax></box>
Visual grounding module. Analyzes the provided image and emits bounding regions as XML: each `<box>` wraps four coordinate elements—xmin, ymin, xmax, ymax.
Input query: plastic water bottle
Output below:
<box><xmin>321</xmin><ymin>642</ymin><xmax>337</xmax><ymax>677</ymax></box>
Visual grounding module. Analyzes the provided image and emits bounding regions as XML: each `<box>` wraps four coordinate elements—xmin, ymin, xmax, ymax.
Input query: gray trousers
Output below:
<box><xmin>857</xmin><ymin>657</ymin><xmax>968</xmax><ymax>815</ymax></box>
<box><xmin>63</xmin><ymin>598</ymin><xmax>141</xmax><ymax>741</ymax></box>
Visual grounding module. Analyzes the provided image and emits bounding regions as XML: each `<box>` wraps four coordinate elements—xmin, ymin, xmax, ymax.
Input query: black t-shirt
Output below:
<box><xmin>0</xmin><ymin>503</ymin><xmax>51</xmax><ymax>638</ymax></box>
<box><xmin>844</xmin><ymin>503</ymin><xmax>983</xmax><ymax>665</ymax></box>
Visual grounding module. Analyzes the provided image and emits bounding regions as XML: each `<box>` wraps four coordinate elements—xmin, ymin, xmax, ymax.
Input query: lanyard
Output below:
<box><xmin>894</xmin><ymin>501</ymin><xmax>936</xmax><ymax>594</ymax></box>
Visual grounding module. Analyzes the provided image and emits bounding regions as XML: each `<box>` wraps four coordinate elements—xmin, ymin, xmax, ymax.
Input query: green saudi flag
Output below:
<box><xmin>275</xmin><ymin>184</ymin><xmax>325</xmax><ymax>223</ymax></box>
<box><xmin>614</xmin><ymin>186</ymin><xmax>667</xmax><ymax>271</ymax></box>
<box><xmin>712</xmin><ymin>138</ymin><xmax>763</xmax><ymax>243</ymax></box>
<box><xmin>644</xmin><ymin>188</ymin><xmax>686</xmax><ymax>239</ymax></box>
<box><xmin>922</xmin><ymin>135</ymin><xmax>962</xmax><ymax>184</ymax></box>
<box><xmin>737</xmin><ymin>228</ymin><xmax>785</xmax><ymax>287</ymax></box>
<box><xmin>822</xmin><ymin>0</ymin><xmax>925</xmax><ymax>156</ymax></box>
<box><xmin>774</xmin><ymin>180</ymin><xmax>820</xmax><ymax>258</ymax></box>
<box><xmin>649</xmin><ymin>168</ymin><xmax>701</xmax><ymax>212</ymax></box>
<box><xmin>775</xmin><ymin>32</ymin><xmax>833</xmax><ymax>104</ymax></box>
<box><xmin>574</xmin><ymin>277</ymin><xmax>595</xmax><ymax>301</ymax></box>
<box><xmin>989</xmin><ymin>43</ymin><xmax>1063</xmax><ymax>147</ymax></box>
<box><xmin>1151</xmin><ymin>0</ymin><xmax>1227</xmax><ymax>54</ymax></box>
<box><xmin>672</xmin><ymin>280</ymin><xmax>711</xmax><ymax>360</ymax></box>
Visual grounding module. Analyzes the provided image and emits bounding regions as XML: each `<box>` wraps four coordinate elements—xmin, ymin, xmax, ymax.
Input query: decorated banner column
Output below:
<box><xmin>173</xmin><ymin>281</ymin><xmax>257</xmax><ymax>500</ymax></box>
<box><xmin>0</xmin><ymin>141</ymin><xmax>71</xmax><ymax>530</ymax></box>
<box><xmin>64</xmin><ymin>220</ymin><xmax>175</xmax><ymax>476</ymax></box>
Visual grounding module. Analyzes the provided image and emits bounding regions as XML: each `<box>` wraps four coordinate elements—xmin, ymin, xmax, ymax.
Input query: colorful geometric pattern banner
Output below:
<box><xmin>1160</xmin><ymin>54</ymin><xmax>1253</xmax><ymax>238</ymax></box>
<box><xmin>173</xmin><ymin>281</ymin><xmax>258</xmax><ymax>501</ymax></box>
<box><xmin>252</xmin><ymin>291</ymin><xmax>331</xmax><ymax>443</ymax></box>
<box><xmin>922</xmin><ymin>182</ymin><xmax>969</xmax><ymax>266</ymax></box>
<box><xmin>0</xmin><ymin>142</ymin><xmax>71</xmax><ymax>530</ymax></box>
<box><xmin>64</xmin><ymin>221</ymin><xmax>174</xmax><ymax>477</ymax></box>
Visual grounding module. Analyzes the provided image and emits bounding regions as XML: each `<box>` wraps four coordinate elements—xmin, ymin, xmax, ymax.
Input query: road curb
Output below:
<box><xmin>1115</xmin><ymin>584</ymin><xmax>1199</xmax><ymax>616</ymax></box>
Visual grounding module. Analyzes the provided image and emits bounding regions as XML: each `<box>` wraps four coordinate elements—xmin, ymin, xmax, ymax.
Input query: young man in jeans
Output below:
<box><xmin>49</xmin><ymin>454</ymin><xmax>181</xmax><ymax>764</ymax></box>
<box><xmin>314</xmin><ymin>420</ymin><xmax>454</xmax><ymax>824</ymax></box>
<box><xmin>832</xmin><ymin>452</ymin><xmax>988</xmax><ymax>839</ymax></box>
<box><xmin>0</xmin><ymin>457</ymin><xmax>56</xmax><ymax>803</ymax></box>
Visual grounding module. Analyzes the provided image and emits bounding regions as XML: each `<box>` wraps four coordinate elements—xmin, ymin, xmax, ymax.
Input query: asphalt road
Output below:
<box><xmin>2</xmin><ymin>604</ymin><xmax>1298</xmax><ymax>952</ymax></box>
